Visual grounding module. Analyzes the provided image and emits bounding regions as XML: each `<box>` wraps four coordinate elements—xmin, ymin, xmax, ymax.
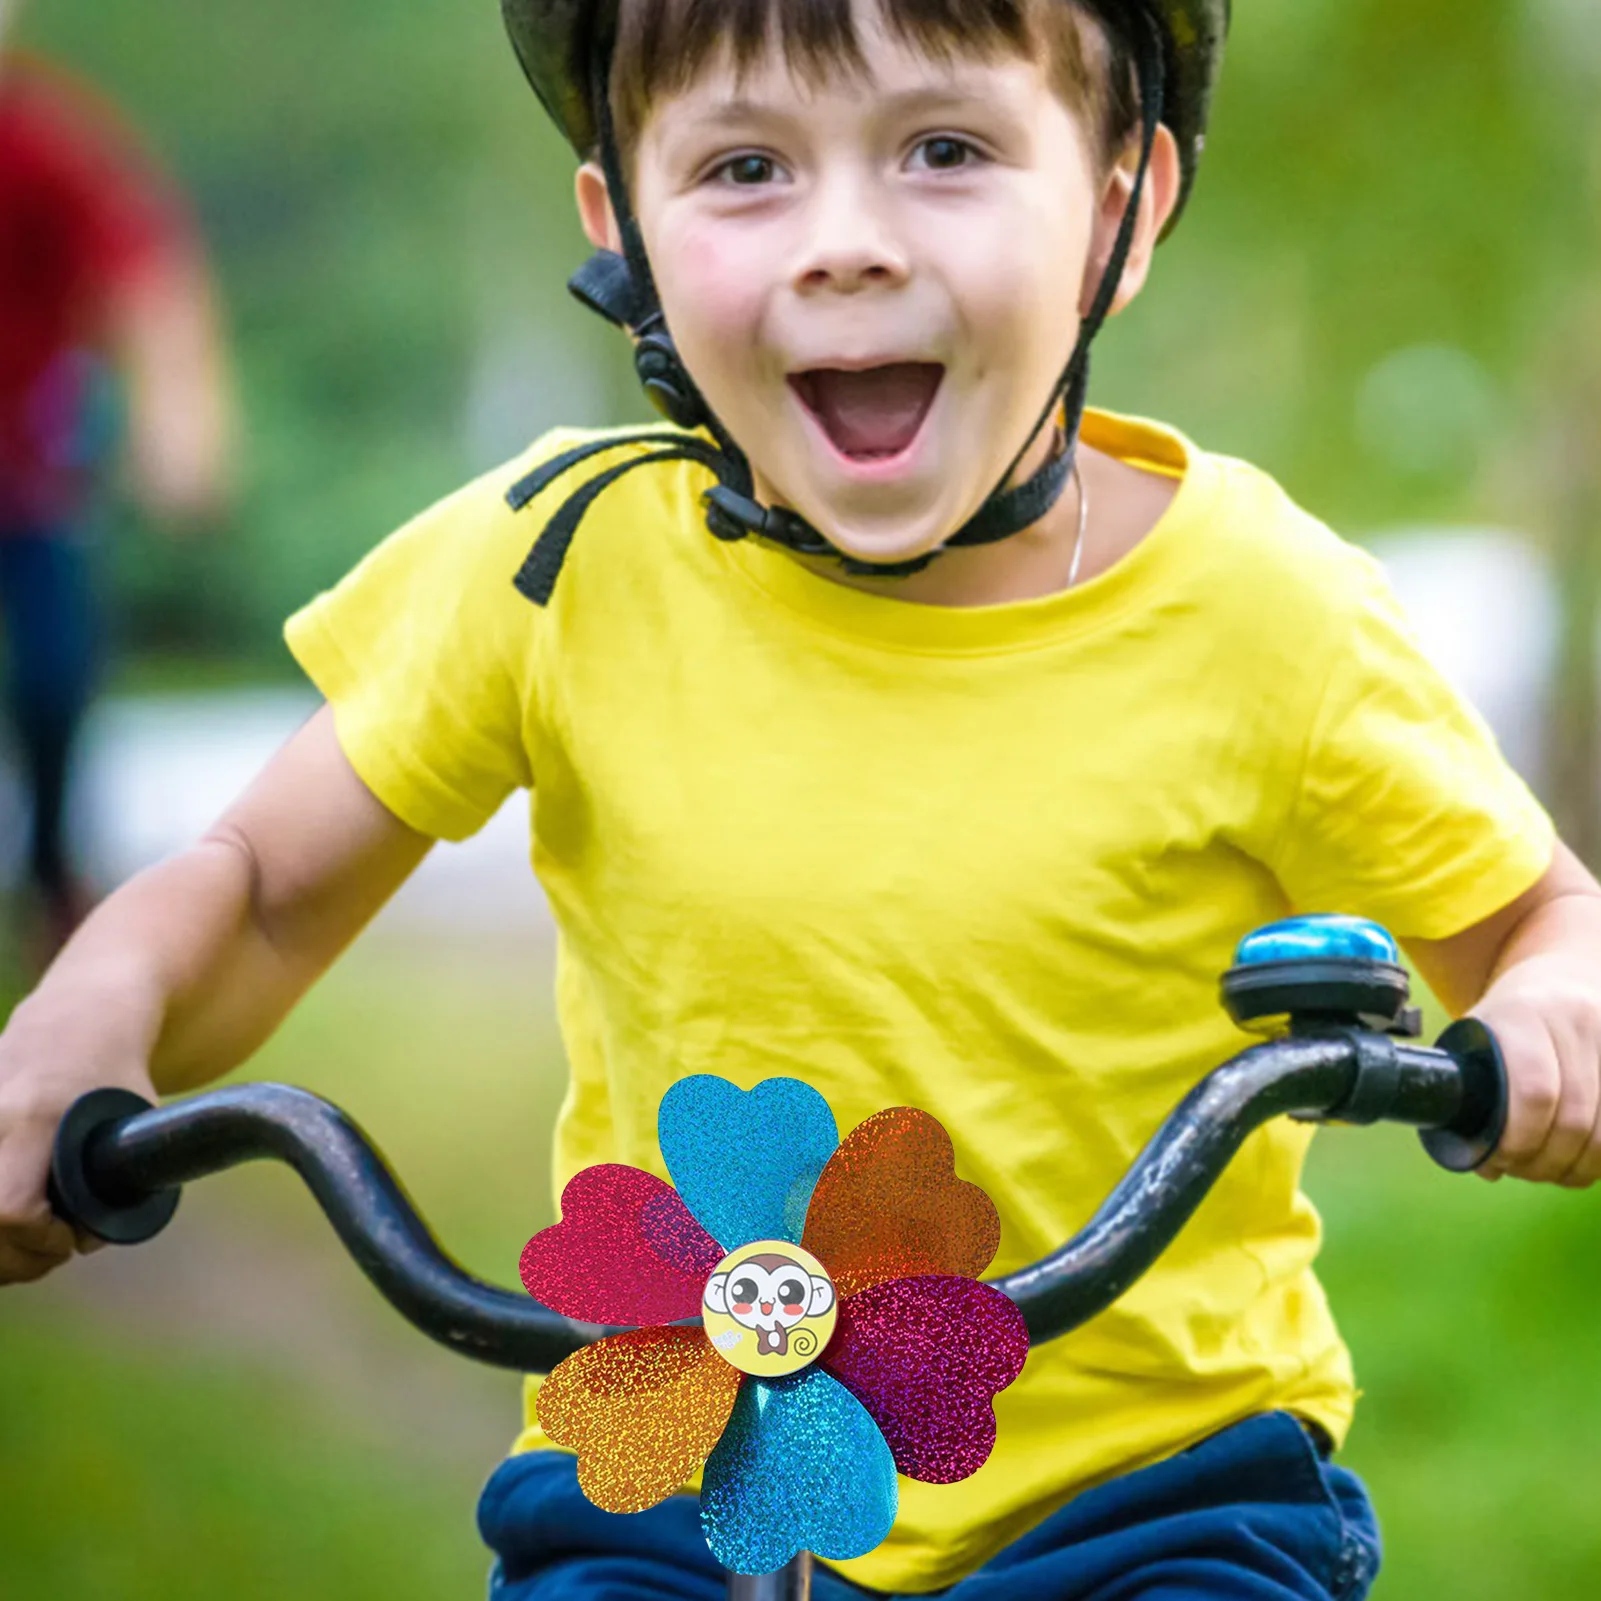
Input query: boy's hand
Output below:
<box><xmin>1407</xmin><ymin>843</ymin><xmax>1601</xmax><ymax>1190</ymax></box>
<box><xmin>0</xmin><ymin>992</ymin><xmax>158</xmax><ymax>1284</ymax></box>
<box><xmin>0</xmin><ymin>708</ymin><xmax>432</xmax><ymax>1287</ymax></box>
<box><xmin>1473</xmin><ymin>955</ymin><xmax>1601</xmax><ymax>1188</ymax></box>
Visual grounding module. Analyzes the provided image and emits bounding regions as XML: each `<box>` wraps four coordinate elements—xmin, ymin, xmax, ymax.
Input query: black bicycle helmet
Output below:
<box><xmin>496</xmin><ymin>0</ymin><xmax>1231</xmax><ymax>604</ymax></box>
<box><xmin>504</xmin><ymin>0</ymin><xmax>1226</xmax><ymax>229</ymax></box>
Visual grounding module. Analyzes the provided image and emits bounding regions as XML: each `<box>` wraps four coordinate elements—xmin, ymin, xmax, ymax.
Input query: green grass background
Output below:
<box><xmin>13</xmin><ymin>0</ymin><xmax>1597</xmax><ymax>674</ymax></box>
<box><xmin>3</xmin><ymin>0</ymin><xmax>1599</xmax><ymax>1592</ymax></box>
<box><xmin>3</xmin><ymin>940</ymin><xmax>1598</xmax><ymax>1599</ymax></box>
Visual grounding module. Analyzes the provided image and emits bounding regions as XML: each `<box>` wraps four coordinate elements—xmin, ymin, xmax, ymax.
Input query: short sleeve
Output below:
<box><xmin>1272</xmin><ymin>560</ymin><xmax>1555</xmax><ymax>940</ymax></box>
<box><xmin>284</xmin><ymin>458</ymin><xmax>544</xmax><ymax>841</ymax></box>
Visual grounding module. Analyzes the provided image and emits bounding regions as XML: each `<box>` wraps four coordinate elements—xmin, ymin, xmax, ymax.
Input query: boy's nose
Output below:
<box><xmin>793</xmin><ymin>177</ymin><xmax>910</xmax><ymax>296</ymax></box>
<box><xmin>795</xmin><ymin>249</ymin><xmax>905</xmax><ymax>296</ymax></box>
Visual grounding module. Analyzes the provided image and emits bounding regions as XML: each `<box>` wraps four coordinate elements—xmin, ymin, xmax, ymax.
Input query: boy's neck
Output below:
<box><xmin>791</xmin><ymin>442</ymin><xmax>1180</xmax><ymax>609</ymax></box>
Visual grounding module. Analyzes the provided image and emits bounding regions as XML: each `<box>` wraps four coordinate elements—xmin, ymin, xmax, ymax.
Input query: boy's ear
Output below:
<box><xmin>575</xmin><ymin>162</ymin><xmax>625</xmax><ymax>254</ymax></box>
<box><xmin>1080</xmin><ymin>124</ymin><xmax>1182</xmax><ymax>320</ymax></box>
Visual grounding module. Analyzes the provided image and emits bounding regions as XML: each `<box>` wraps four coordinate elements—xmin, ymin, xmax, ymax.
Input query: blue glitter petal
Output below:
<box><xmin>659</xmin><ymin>1077</ymin><xmax>839</xmax><ymax>1251</ymax></box>
<box><xmin>700</xmin><ymin>1368</ymin><xmax>898</xmax><ymax>1574</ymax></box>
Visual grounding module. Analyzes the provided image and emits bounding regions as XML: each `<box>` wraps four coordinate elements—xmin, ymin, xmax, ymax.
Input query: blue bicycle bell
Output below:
<box><xmin>1221</xmin><ymin>914</ymin><xmax>1420</xmax><ymax>1037</ymax></box>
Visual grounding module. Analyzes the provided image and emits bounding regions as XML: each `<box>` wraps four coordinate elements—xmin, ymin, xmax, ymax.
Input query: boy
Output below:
<box><xmin>3</xmin><ymin>1</ymin><xmax>1600</xmax><ymax>1596</ymax></box>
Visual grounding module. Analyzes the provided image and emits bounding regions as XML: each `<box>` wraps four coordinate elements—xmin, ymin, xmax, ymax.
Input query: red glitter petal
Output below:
<box><xmin>822</xmin><ymin>1275</ymin><xmax>1028</xmax><ymax>1483</ymax></box>
<box><xmin>538</xmin><ymin>1326</ymin><xmax>742</xmax><ymax>1512</ymax></box>
<box><xmin>801</xmin><ymin>1108</ymin><xmax>1001</xmax><ymax>1297</ymax></box>
<box><xmin>521</xmin><ymin>1165</ymin><xmax>723</xmax><ymax>1325</ymax></box>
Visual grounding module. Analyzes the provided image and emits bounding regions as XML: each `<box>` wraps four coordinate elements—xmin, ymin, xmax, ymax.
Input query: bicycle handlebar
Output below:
<box><xmin>49</xmin><ymin>1081</ymin><xmax>611</xmax><ymax>1371</ymax></box>
<box><xmin>46</xmin><ymin>1018</ymin><xmax>1505</xmax><ymax>1369</ymax></box>
<box><xmin>991</xmin><ymin>1018</ymin><xmax>1503</xmax><ymax>1337</ymax></box>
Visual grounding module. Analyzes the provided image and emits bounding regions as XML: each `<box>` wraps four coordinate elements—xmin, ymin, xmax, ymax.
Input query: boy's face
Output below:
<box><xmin>593</xmin><ymin>4</ymin><xmax>1150</xmax><ymax>566</ymax></box>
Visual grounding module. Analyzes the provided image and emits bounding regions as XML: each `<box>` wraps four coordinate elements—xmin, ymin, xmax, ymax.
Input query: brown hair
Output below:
<box><xmin>608</xmin><ymin>0</ymin><xmax>1139</xmax><ymax>170</ymax></box>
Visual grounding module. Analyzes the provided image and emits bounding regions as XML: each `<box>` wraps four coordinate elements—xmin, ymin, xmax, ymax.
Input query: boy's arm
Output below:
<box><xmin>0</xmin><ymin>706</ymin><xmax>431</xmax><ymax>1284</ymax></box>
<box><xmin>1406</xmin><ymin>841</ymin><xmax>1601</xmax><ymax>1189</ymax></box>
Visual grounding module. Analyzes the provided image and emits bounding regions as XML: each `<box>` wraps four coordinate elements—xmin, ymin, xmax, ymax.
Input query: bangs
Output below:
<box><xmin>609</xmin><ymin>0</ymin><xmax>1137</xmax><ymax>165</ymax></box>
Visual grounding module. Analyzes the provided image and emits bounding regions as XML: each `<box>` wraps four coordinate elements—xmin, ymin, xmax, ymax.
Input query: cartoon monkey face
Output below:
<box><xmin>704</xmin><ymin>1253</ymin><xmax>834</xmax><ymax>1333</ymax></box>
<box><xmin>702</xmin><ymin>1241</ymin><xmax>838</xmax><ymax>1375</ymax></box>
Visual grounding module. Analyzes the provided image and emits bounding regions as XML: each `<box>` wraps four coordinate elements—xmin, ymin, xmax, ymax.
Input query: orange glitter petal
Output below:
<box><xmin>801</xmin><ymin>1107</ymin><xmax>1001</xmax><ymax>1298</ymax></box>
<box><xmin>536</xmin><ymin>1326</ymin><xmax>741</xmax><ymax>1514</ymax></box>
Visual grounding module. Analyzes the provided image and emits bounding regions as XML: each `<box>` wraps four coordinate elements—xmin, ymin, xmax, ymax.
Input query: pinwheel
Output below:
<box><xmin>518</xmin><ymin>1076</ymin><xmax>1029</xmax><ymax>1575</ymax></box>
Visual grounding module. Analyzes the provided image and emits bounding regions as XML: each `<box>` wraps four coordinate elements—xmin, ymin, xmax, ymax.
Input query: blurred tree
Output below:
<box><xmin>1101</xmin><ymin>0</ymin><xmax>1587</xmax><ymax>528</ymax></box>
<box><xmin>1533</xmin><ymin>26</ymin><xmax>1601</xmax><ymax>862</ymax></box>
<box><xmin>20</xmin><ymin>0</ymin><xmax>631</xmax><ymax>673</ymax></box>
<box><xmin>14</xmin><ymin>0</ymin><xmax>1595</xmax><ymax>673</ymax></box>
<box><xmin>1542</xmin><ymin>326</ymin><xmax>1601</xmax><ymax>863</ymax></box>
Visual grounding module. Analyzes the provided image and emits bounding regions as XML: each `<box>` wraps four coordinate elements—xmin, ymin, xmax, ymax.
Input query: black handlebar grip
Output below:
<box><xmin>47</xmin><ymin>1087</ymin><xmax>181</xmax><ymax>1245</ymax></box>
<box><xmin>1419</xmin><ymin>1017</ymin><xmax>1509</xmax><ymax>1173</ymax></box>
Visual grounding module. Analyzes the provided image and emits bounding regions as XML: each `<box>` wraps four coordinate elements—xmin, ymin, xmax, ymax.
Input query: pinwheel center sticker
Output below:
<box><xmin>703</xmin><ymin>1240</ymin><xmax>837</xmax><ymax>1376</ymax></box>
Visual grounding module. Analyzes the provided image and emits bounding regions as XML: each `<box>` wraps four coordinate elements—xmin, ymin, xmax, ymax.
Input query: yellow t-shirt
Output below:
<box><xmin>285</xmin><ymin>408</ymin><xmax>1553</xmax><ymax>1593</ymax></box>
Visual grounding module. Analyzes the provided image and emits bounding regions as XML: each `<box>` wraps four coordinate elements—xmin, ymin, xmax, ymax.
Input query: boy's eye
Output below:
<box><xmin>909</xmin><ymin>136</ymin><xmax>981</xmax><ymax>172</ymax></box>
<box><xmin>717</xmin><ymin>153</ymin><xmax>780</xmax><ymax>187</ymax></box>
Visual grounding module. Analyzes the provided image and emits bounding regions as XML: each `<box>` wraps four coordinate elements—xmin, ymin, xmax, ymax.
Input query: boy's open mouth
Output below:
<box><xmin>788</xmin><ymin>363</ymin><xmax>943</xmax><ymax>462</ymax></box>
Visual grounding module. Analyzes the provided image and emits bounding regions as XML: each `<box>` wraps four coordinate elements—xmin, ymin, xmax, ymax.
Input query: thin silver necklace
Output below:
<box><xmin>1065</xmin><ymin>459</ymin><xmax>1090</xmax><ymax>589</ymax></box>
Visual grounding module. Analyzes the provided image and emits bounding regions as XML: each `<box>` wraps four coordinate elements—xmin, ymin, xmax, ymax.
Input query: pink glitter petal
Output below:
<box><xmin>821</xmin><ymin>1275</ymin><xmax>1028</xmax><ymax>1484</ymax></box>
<box><xmin>521</xmin><ymin>1165</ymin><xmax>724</xmax><ymax>1326</ymax></box>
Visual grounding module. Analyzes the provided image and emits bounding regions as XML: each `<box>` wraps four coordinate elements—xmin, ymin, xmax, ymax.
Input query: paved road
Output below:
<box><xmin>0</xmin><ymin>686</ymin><xmax>550</xmax><ymax>937</ymax></box>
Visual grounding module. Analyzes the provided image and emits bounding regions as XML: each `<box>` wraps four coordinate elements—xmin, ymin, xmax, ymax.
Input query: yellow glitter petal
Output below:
<box><xmin>802</xmin><ymin>1107</ymin><xmax>1001</xmax><ymax>1298</ymax></box>
<box><xmin>537</xmin><ymin>1327</ymin><xmax>741</xmax><ymax>1513</ymax></box>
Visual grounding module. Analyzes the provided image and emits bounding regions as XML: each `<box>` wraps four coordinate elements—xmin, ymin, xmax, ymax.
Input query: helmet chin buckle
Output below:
<box><xmin>569</xmin><ymin>250</ymin><xmax>712</xmax><ymax>430</ymax></box>
<box><xmin>634</xmin><ymin>329</ymin><xmax>710</xmax><ymax>430</ymax></box>
<box><xmin>704</xmin><ymin>485</ymin><xmax>819</xmax><ymax>549</ymax></box>
<box><xmin>702</xmin><ymin>486</ymin><xmax>944</xmax><ymax>577</ymax></box>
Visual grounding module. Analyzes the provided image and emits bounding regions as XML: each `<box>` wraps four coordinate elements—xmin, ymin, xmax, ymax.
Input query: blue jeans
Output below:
<box><xmin>0</xmin><ymin>529</ymin><xmax>98</xmax><ymax>900</ymax></box>
<box><xmin>478</xmin><ymin>1412</ymin><xmax>1381</xmax><ymax>1600</ymax></box>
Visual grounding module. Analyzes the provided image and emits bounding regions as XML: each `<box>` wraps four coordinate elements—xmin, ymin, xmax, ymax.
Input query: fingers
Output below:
<box><xmin>1543</xmin><ymin>1012</ymin><xmax>1601</xmax><ymax>1185</ymax></box>
<box><xmin>1560</xmin><ymin>1077</ymin><xmax>1601</xmax><ymax>1189</ymax></box>
<box><xmin>1522</xmin><ymin>1008</ymin><xmax>1599</xmax><ymax>1184</ymax></box>
<box><xmin>1483</xmin><ymin>1006</ymin><xmax>1564</xmax><ymax>1181</ymax></box>
<box><xmin>0</xmin><ymin>1241</ymin><xmax>72</xmax><ymax>1283</ymax></box>
<box><xmin>0</xmin><ymin>1210</ymin><xmax>75</xmax><ymax>1284</ymax></box>
<box><xmin>0</xmin><ymin>1109</ymin><xmax>77</xmax><ymax>1284</ymax></box>
<box><xmin>1476</xmin><ymin>991</ymin><xmax>1601</xmax><ymax>1188</ymax></box>
<box><xmin>0</xmin><ymin>1185</ymin><xmax>103</xmax><ymax>1281</ymax></box>
<box><xmin>0</xmin><ymin>1205</ymin><xmax>76</xmax><ymax>1259</ymax></box>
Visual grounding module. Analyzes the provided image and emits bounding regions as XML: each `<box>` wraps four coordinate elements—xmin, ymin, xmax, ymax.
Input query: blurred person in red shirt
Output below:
<box><xmin>0</xmin><ymin>5</ymin><xmax>235</xmax><ymax>961</ymax></box>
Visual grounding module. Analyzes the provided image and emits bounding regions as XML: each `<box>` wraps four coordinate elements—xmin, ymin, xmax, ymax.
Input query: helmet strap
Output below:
<box><xmin>587</xmin><ymin>53</ymin><xmax>756</xmax><ymax>486</ymax></box>
<box><xmin>536</xmin><ymin>5</ymin><xmax>1167</xmax><ymax>591</ymax></box>
<box><xmin>992</xmin><ymin>4</ymin><xmax>1168</xmax><ymax>508</ymax></box>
